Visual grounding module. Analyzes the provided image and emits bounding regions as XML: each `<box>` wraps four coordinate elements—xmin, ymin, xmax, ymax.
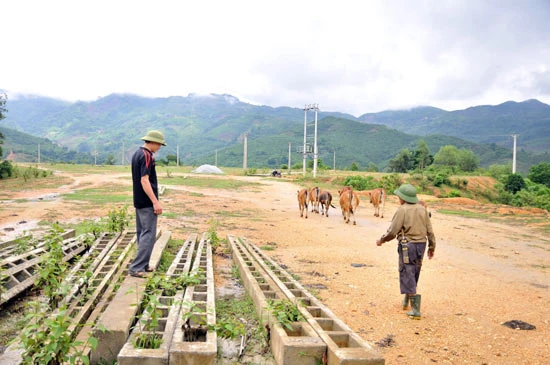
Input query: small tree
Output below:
<box><xmin>528</xmin><ymin>162</ymin><xmax>550</xmax><ymax>187</ymax></box>
<box><xmin>504</xmin><ymin>173</ymin><xmax>526</xmax><ymax>194</ymax></box>
<box><xmin>414</xmin><ymin>140</ymin><xmax>432</xmax><ymax>170</ymax></box>
<box><xmin>308</xmin><ymin>158</ymin><xmax>330</xmax><ymax>170</ymax></box>
<box><xmin>387</xmin><ymin>149</ymin><xmax>414</xmax><ymax>172</ymax></box>
<box><xmin>0</xmin><ymin>93</ymin><xmax>6</xmax><ymax>121</ymax></box>
<box><xmin>433</xmin><ymin>145</ymin><xmax>459</xmax><ymax>170</ymax></box>
<box><xmin>104</xmin><ymin>154</ymin><xmax>116</xmax><ymax>165</ymax></box>
<box><xmin>0</xmin><ymin>93</ymin><xmax>14</xmax><ymax>178</ymax></box>
<box><xmin>457</xmin><ymin>149</ymin><xmax>479</xmax><ymax>172</ymax></box>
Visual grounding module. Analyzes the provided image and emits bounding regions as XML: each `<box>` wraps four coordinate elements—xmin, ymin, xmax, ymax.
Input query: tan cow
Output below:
<box><xmin>297</xmin><ymin>189</ymin><xmax>308</xmax><ymax>218</ymax></box>
<box><xmin>309</xmin><ymin>186</ymin><xmax>321</xmax><ymax>213</ymax></box>
<box><xmin>338</xmin><ymin>186</ymin><xmax>360</xmax><ymax>225</ymax></box>
<box><xmin>368</xmin><ymin>188</ymin><xmax>386</xmax><ymax>218</ymax></box>
<box><xmin>356</xmin><ymin>188</ymin><xmax>386</xmax><ymax>218</ymax></box>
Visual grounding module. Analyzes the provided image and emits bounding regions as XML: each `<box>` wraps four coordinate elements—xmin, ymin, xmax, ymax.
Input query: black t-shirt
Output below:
<box><xmin>131</xmin><ymin>147</ymin><xmax>158</xmax><ymax>208</ymax></box>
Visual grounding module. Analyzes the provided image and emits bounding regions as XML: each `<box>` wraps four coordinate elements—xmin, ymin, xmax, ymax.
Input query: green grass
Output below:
<box><xmin>0</xmin><ymin>174</ymin><xmax>73</xmax><ymax>194</ymax></box>
<box><xmin>158</xmin><ymin>176</ymin><xmax>260</xmax><ymax>190</ymax></box>
<box><xmin>436</xmin><ymin>209</ymin><xmax>490</xmax><ymax>219</ymax></box>
<box><xmin>62</xmin><ymin>187</ymin><xmax>132</xmax><ymax>205</ymax></box>
<box><xmin>215</xmin><ymin>210</ymin><xmax>256</xmax><ymax>218</ymax></box>
<box><xmin>162</xmin><ymin>212</ymin><xmax>178</xmax><ymax>219</ymax></box>
<box><xmin>42</xmin><ymin>163</ymin><xmax>131</xmax><ymax>174</ymax></box>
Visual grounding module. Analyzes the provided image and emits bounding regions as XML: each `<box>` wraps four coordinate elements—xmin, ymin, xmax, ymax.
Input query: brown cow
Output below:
<box><xmin>297</xmin><ymin>188</ymin><xmax>308</xmax><ymax>218</ymax></box>
<box><xmin>318</xmin><ymin>190</ymin><xmax>335</xmax><ymax>217</ymax></box>
<box><xmin>309</xmin><ymin>186</ymin><xmax>321</xmax><ymax>213</ymax></box>
<box><xmin>368</xmin><ymin>188</ymin><xmax>386</xmax><ymax>218</ymax></box>
<box><xmin>338</xmin><ymin>186</ymin><xmax>360</xmax><ymax>225</ymax></box>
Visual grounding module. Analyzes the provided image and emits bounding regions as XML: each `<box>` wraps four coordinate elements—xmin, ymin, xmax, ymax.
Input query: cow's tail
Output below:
<box><xmin>330</xmin><ymin>203</ymin><xmax>336</xmax><ymax>208</ymax></box>
<box><xmin>348</xmin><ymin>188</ymin><xmax>354</xmax><ymax>213</ymax></box>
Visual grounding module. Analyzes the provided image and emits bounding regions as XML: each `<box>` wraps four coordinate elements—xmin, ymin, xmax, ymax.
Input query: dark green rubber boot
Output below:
<box><xmin>402</xmin><ymin>294</ymin><xmax>410</xmax><ymax>310</ymax></box>
<box><xmin>407</xmin><ymin>294</ymin><xmax>421</xmax><ymax>320</ymax></box>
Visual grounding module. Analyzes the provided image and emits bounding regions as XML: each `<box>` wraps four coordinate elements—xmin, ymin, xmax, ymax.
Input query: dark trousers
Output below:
<box><xmin>398</xmin><ymin>242</ymin><xmax>426</xmax><ymax>294</ymax></box>
<box><xmin>129</xmin><ymin>207</ymin><xmax>157</xmax><ymax>273</ymax></box>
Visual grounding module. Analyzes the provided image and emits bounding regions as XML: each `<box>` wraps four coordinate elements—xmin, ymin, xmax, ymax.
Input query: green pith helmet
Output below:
<box><xmin>141</xmin><ymin>130</ymin><xmax>167</xmax><ymax>146</ymax></box>
<box><xmin>394</xmin><ymin>183</ymin><xmax>418</xmax><ymax>203</ymax></box>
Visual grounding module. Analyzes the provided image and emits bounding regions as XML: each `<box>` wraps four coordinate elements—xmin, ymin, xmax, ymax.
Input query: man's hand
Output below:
<box><xmin>376</xmin><ymin>239</ymin><xmax>383</xmax><ymax>246</ymax></box>
<box><xmin>153</xmin><ymin>201</ymin><xmax>163</xmax><ymax>215</ymax></box>
<box><xmin>428</xmin><ymin>250</ymin><xmax>434</xmax><ymax>259</ymax></box>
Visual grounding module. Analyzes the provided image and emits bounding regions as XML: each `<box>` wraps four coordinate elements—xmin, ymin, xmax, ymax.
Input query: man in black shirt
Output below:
<box><xmin>128</xmin><ymin>130</ymin><xmax>166</xmax><ymax>278</ymax></box>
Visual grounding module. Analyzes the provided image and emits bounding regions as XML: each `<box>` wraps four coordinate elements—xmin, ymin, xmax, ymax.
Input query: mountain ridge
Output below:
<box><xmin>1</xmin><ymin>93</ymin><xmax>549</xmax><ymax>173</ymax></box>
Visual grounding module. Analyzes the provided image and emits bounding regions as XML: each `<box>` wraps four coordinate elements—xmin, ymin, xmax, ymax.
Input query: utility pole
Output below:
<box><xmin>288</xmin><ymin>142</ymin><xmax>291</xmax><ymax>175</ymax></box>
<box><xmin>37</xmin><ymin>143</ymin><xmax>40</xmax><ymax>164</ymax></box>
<box><xmin>215</xmin><ymin>149</ymin><xmax>218</xmax><ymax>166</ymax></box>
<box><xmin>243</xmin><ymin>134</ymin><xmax>248</xmax><ymax>170</ymax></box>
<box><xmin>512</xmin><ymin>134</ymin><xmax>518</xmax><ymax>174</ymax></box>
<box><xmin>303</xmin><ymin>106</ymin><xmax>307</xmax><ymax>176</ymax></box>
<box><xmin>121</xmin><ymin>142</ymin><xmax>125</xmax><ymax>166</ymax></box>
<box><xmin>302</xmin><ymin>103</ymin><xmax>319</xmax><ymax>177</ymax></box>
<box><xmin>313</xmin><ymin>104</ymin><xmax>319</xmax><ymax>178</ymax></box>
<box><xmin>177</xmin><ymin>144</ymin><xmax>180</xmax><ymax>166</ymax></box>
<box><xmin>333</xmin><ymin>149</ymin><xmax>336</xmax><ymax>171</ymax></box>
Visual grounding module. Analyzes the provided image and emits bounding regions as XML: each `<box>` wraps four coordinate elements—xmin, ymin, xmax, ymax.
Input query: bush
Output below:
<box><xmin>497</xmin><ymin>180</ymin><xmax>550</xmax><ymax>211</ymax></box>
<box><xmin>504</xmin><ymin>174</ymin><xmax>526</xmax><ymax>194</ymax></box>
<box><xmin>380</xmin><ymin>173</ymin><xmax>402</xmax><ymax>194</ymax></box>
<box><xmin>528</xmin><ymin>162</ymin><xmax>550</xmax><ymax>188</ymax></box>
<box><xmin>0</xmin><ymin>160</ymin><xmax>14</xmax><ymax>179</ymax></box>
<box><xmin>432</xmin><ymin>172</ymin><xmax>450</xmax><ymax>187</ymax></box>
<box><xmin>342</xmin><ymin>175</ymin><xmax>376</xmax><ymax>190</ymax></box>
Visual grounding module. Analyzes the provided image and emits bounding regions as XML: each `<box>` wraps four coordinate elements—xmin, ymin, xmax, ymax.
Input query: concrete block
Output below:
<box><xmin>90</xmin><ymin>230</ymin><xmax>170</xmax><ymax>364</ymax></box>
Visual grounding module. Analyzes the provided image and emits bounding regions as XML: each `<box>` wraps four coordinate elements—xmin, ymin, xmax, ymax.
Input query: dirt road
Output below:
<box><xmin>1</xmin><ymin>170</ymin><xmax>549</xmax><ymax>364</ymax></box>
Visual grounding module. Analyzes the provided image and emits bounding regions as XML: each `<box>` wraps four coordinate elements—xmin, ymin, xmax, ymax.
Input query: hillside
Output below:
<box><xmin>1</xmin><ymin>93</ymin><xmax>549</xmax><ymax>172</ymax></box>
<box><xmin>359</xmin><ymin>99</ymin><xmax>550</xmax><ymax>152</ymax></box>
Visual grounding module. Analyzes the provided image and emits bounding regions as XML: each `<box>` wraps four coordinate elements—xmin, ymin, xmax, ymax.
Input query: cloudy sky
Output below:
<box><xmin>3</xmin><ymin>0</ymin><xmax>550</xmax><ymax>116</ymax></box>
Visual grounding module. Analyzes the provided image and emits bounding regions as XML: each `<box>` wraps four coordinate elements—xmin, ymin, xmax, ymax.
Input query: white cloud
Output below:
<box><xmin>2</xmin><ymin>0</ymin><xmax>550</xmax><ymax>116</ymax></box>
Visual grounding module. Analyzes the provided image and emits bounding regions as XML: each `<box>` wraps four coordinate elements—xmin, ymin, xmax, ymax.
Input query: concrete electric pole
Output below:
<box><xmin>512</xmin><ymin>134</ymin><xmax>518</xmax><ymax>174</ymax></box>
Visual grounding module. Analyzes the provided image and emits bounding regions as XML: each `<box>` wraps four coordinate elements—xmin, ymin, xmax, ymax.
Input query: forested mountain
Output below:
<box><xmin>359</xmin><ymin>99</ymin><xmax>550</xmax><ymax>152</ymax></box>
<box><xmin>0</xmin><ymin>126</ymin><xmax>93</xmax><ymax>164</ymax></box>
<box><xmin>1</xmin><ymin>93</ymin><xmax>548</xmax><ymax>173</ymax></box>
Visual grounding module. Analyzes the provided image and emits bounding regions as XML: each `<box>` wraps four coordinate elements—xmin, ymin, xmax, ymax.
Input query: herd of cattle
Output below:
<box><xmin>297</xmin><ymin>186</ymin><xmax>387</xmax><ymax>224</ymax></box>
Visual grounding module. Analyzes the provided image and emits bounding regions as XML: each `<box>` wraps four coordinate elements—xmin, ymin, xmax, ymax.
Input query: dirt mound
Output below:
<box><xmin>441</xmin><ymin>197</ymin><xmax>480</xmax><ymax>205</ymax></box>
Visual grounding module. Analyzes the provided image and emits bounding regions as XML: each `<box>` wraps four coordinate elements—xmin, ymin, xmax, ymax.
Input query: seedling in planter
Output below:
<box><xmin>181</xmin><ymin>301</ymin><xmax>208</xmax><ymax>342</ymax></box>
<box><xmin>132</xmin><ymin>283</ymin><xmax>164</xmax><ymax>350</ymax></box>
<box><xmin>266</xmin><ymin>299</ymin><xmax>305</xmax><ymax>331</ymax></box>
<box><xmin>36</xmin><ymin>224</ymin><xmax>69</xmax><ymax>307</ymax></box>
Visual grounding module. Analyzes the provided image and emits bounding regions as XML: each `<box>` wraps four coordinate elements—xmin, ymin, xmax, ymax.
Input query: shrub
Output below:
<box><xmin>342</xmin><ymin>175</ymin><xmax>375</xmax><ymax>190</ymax></box>
<box><xmin>528</xmin><ymin>162</ymin><xmax>550</xmax><ymax>188</ymax></box>
<box><xmin>447</xmin><ymin>189</ymin><xmax>461</xmax><ymax>198</ymax></box>
<box><xmin>0</xmin><ymin>160</ymin><xmax>14</xmax><ymax>179</ymax></box>
<box><xmin>504</xmin><ymin>174</ymin><xmax>526</xmax><ymax>194</ymax></box>
<box><xmin>432</xmin><ymin>172</ymin><xmax>450</xmax><ymax>187</ymax></box>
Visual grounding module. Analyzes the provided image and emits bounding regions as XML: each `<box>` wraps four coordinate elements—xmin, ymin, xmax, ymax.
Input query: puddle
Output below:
<box><xmin>0</xmin><ymin>220</ymin><xmax>41</xmax><ymax>242</ymax></box>
<box><xmin>29</xmin><ymin>193</ymin><xmax>60</xmax><ymax>202</ymax></box>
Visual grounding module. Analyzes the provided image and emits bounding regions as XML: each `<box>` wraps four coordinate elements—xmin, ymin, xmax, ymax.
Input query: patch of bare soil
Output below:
<box><xmin>1</xmin><ymin>170</ymin><xmax>549</xmax><ymax>364</ymax></box>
